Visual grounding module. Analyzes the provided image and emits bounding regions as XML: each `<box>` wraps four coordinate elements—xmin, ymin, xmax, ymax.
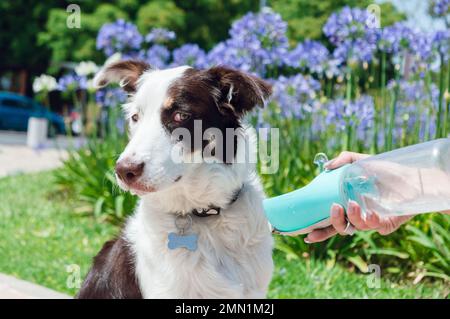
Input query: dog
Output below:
<box><xmin>77</xmin><ymin>60</ymin><xmax>274</xmax><ymax>298</ymax></box>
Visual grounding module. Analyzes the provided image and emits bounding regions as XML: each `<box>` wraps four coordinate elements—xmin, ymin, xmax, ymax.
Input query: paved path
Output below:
<box><xmin>0</xmin><ymin>130</ymin><xmax>77</xmax><ymax>298</ymax></box>
<box><xmin>0</xmin><ymin>144</ymin><xmax>68</xmax><ymax>177</ymax></box>
<box><xmin>0</xmin><ymin>274</ymin><xmax>71</xmax><ymax>299</ymax></box>
<box><xmin>0</xmin><ymin>130</ymin><xmax>86</xmax><ymax>177</ymax></box>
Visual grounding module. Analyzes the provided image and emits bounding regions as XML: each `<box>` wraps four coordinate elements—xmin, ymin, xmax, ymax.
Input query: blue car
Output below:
<box><xmin>0</xmin><ymin>92</ymin><xmax>66</xmax><ymax>134</ymax></box>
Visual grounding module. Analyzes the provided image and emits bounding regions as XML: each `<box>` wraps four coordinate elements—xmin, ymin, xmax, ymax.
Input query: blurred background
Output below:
<box><xmin>0</xmin><ymin>0</ymin><xmax>449</xmax><ymax>298</ymax></box>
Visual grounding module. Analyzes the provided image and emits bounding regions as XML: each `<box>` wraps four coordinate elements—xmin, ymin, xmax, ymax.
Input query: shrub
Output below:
<box><xmin>53</xmin><ymin>106</ymin><xmax>137</xmax><ymax>224</ymax></box>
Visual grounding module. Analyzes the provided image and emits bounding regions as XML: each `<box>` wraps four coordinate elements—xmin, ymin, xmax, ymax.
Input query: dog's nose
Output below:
<box><xmin>115</xmin><ymin>161</ymin><xmax>145</xmax><ymax>185</ymax></box>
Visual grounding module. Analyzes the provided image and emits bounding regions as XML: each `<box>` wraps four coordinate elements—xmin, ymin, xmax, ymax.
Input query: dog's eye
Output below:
<box><xmin>131</xmin><ymin>114</ymin><xmax>139</xmax><ymax>122</ymax></box>
<box><xmin>173</xmin><ymin>112</ymin><xmax>191</xmax><ymax>123</ymax></box>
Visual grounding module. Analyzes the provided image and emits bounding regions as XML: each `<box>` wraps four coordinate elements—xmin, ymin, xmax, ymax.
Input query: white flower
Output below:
<box><xmin>75</xmin><ymin>61</ymin><xmax>99</xmax><ymax>77</ymax></box>
<box><xmin>33</xmin><ymin>74</ymin><xmax>57</xmax><ymax>93</ymax></box>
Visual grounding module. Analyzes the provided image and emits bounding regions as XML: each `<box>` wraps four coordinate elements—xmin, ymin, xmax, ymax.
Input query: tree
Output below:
<box><xmin>37</xmin><ymin>0</ymin><xmax>260</xmax><ymax>64</ymax></box>
<box><xmin>38</xmin><ymin>4</ymin><xmax>129</xmax><ymax>72</ymax></box>
<box><xmin>136</xmin><ymin>0</ymin><xmax>185</xmax><ymax>46</ymax></box>
<box><xmin>173</xmin><ymin>0</ymin><xmax>259</xmax><ymax>49</ymax></box>
<box><xmin>0</xmin><ymin>1</ymin><xmax>60</xmax><ymax>93</ymax></box>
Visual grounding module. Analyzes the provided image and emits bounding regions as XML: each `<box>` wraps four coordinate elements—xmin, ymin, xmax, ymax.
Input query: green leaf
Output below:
<box><xmin>115</xmin><ymin>195</ymin><xmax>125</xmax><ymax>219</ymax></box>
<box><xmin>346</xmin><ymin>255</ymin><xmax>368</xmax><ymax>273</ymax></box>
<box><xmin>94</xmin><ymin>197</ymin><xmax>105</xmax><ymax>218</ymax></box>
<box><xmin>365</xmin><ymin>248</ymin><xmax>409</xmax><ymax>259</ymax></box>
<box><xmin>275</xmin><ymin>240</ymin><xmax>301</xmax><ymax>261</ymax></box>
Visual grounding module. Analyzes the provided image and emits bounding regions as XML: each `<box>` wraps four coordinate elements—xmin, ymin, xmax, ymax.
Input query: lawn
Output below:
<box><xmin>0</xmin><ymin>171</ymin><xmax>447</xmax><ymax>298</ymax></box>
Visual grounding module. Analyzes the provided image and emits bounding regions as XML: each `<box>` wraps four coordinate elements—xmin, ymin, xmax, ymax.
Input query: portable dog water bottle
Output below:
<box><xmin>263</xmin><ymin>138</ymin><xmax>450</xmax><ymax>236</ymax></box>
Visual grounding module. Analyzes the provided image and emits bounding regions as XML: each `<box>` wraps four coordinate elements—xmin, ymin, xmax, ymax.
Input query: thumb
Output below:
<box><xmin>325</xmin><ymin>151</ymin><xmax>370</xmax><ymax>170</ymax></box>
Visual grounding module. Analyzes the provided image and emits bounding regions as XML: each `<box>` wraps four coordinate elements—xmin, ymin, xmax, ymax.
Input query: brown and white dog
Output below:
<box><xmin>77</xmin><ymin>61</ymin><xmax>274</xmax><ymax>298</ymax></box>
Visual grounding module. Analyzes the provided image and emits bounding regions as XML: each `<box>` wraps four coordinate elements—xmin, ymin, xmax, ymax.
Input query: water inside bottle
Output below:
<box><xmin>343</xmin><ymin>169</ymin><xmax>450</xmax><ymax>216</ymax></box>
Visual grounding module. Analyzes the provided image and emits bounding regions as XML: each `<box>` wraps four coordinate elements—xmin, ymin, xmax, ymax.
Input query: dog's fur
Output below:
<box><xmin>77</xmin><ymin>61</ymin><xmax>274</xmax><ymax>299</ymax></box>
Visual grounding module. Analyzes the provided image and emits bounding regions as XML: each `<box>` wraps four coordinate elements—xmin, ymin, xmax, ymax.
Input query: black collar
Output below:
<box><xmin>191</xmin><ymin>186</ymin><xmax>243</xmax><ymax>218</ymax></box>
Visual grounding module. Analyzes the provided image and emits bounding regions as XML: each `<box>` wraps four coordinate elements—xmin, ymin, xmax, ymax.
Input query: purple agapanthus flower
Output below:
<box><xmin>433</xmin><ymin>0</ymin><xmax>450</xmax><ymax>16</ymax></box>
<box><xmin>324</xmin><ymin>7</ymin><xmax>379</xmax><ymax>64</ymax></box>
<box><xmin>208</xmin><ymin>7</ymin><xmax>289</xmax><ymax>77</ymax></box>
<box><xmin>322</xmin><ymin>59</ymin><xmax>343</xmax><ymax>79</ymax></box>
<box><xmin>139</xmin><ymin>44</ymin><xmax>171</xmax><ymax>69</ymax></box>
<box><xmin>207</xmin><ymin>39</ymin><xmax>255</xmax><ymax>72</ymax></box>
<box><xmin>350</xmin><ymin>95</ymin><xmax>375</xmax><ymax>131</ymax></box>
<box><xmin>271</xmin><ymin>74</ymin><xmax>321</xmax><ymax>119</ymax></box>
<box><xmin>95</xmin><ymin>88</ymin><xmax>127</xmax><ymax>108</ymax></box>
<box><xmin>324</xmin><ymin>96</ymin><xmax>375</xmax><ymax>141</ymax></box>
<box><xmin>145</xmin><ymin>28</ymin><xmax>176</xmax><ymax>44</ymax></box>
<box><xmin>410</xmin><ymin>31</ymin><xmax>434</xmax><ymax>61</ymax></box>
<box><xmin>376</xmin><ymin>22</ymin><xmax>437</xmax><ymax>77</ymax></box>
<box><xmin>96</xmin><ymin>19</ymin><xmax>143</xmax><ymax>57</ymax></box>
<box><xmin>284</xmin><ymin>40</ymin><xmax>330</xmax><ymax>74</ymax></box>
<box><xmin>388</xmin><ymin>79</ymin><xmax>441</xmax><ymax>142</ymax></box>
<box><xmin>57</xmin><ymin>74</ymin><xmax>87</xmax><ymax>91</ymax></box>
<box><xmin>432</xmin><ymin>30</ymin><xmax>450</xmax><ymax>62</ymax></box>
<box><xmin>333</xmin><ymin>38</ymin><xmax>377</xmax><ymax>64</ymax></box>
<box><xmin>207</xmin><ymin>41</ymin><xmax>230</xmax><ymax>66</ymax></box>
<box><xmin>378</xmin><ymin>22</ymin><xmax>434</xmax><ymax>62</ymax></box>
<box><xmin>404</xmin><ymin>30</ymin><xmax>438</xmax><ymax>76</ymax></box>
<box><xmin>323</xmin><ymin>6</ymin><xmax>378</xmax><ymax>46</ymax></box>
<box><xmin>378</xmin><ymin>22</ymin><xmax>415</xmax><ymax>54</ymax></box>
<box><xmin>171</xmin><ymin>44</ymin><xmax>208</xmax><ymax>68</ymax></box>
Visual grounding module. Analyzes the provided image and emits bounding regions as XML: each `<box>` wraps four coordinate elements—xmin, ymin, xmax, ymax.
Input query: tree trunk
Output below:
<box><xmin>18</xmin><ymin>69</ymin><xmax>28</xmax><ymax>95</ymax></box>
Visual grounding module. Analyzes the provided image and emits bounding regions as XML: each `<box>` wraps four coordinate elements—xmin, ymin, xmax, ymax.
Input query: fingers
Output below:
<box><xmin>365</xmin><ymin>211</ymin><xmax>413</xmax><ymax>235</ymax></box>
<box><xmin>304</xmin><ymin>201</ymin><xmax>392</xmax><ymax>244</ymax></box>
<box><xmin>305</xmin><ymin>201</ymin><xmax>413</xmax><ymax>243</ymax></box>
<box><xmin>347</xmin><ymin>200</ymin><xmax>370</xmax><ymax>230</ymax></box>
<box><xmin>329</xmin><ymin>203</ymin><xmax>347</xmax><ymax>234</ymax></box>
<box><xmin>364</xmin><ymin>210</ymin><xmax>382</xmax><ymax>229</ymax></box>
<box><xmin>376</xmin><ymin>215</ymin><xmax>413</xmax><ymax>235</ymax></box>
<box><xmin>305</xmin><ymin>226</ymin><xmax>337</xmax><ymax>243</ymax></box>
<box><xmin>325</xmin><ymin>151</ymin><xmax>370</xmax><ymax>170</ymax></box>
<box><xmin>305</xmin><ymin>203</ymin><xmax>344</xmax><ymax>243</ymax></box>
<box><xmin>364</xmin><ymin>210</ymin><xmax>392</xmax><ymax>235</ymax></box>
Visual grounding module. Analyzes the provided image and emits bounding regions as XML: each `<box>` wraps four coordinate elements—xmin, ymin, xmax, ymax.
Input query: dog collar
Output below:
<box><xmin>191</xmin><ymin>186</ymin><xmax>243</xmax><ymax>218</ymax></box>
<box><xmin>167</xmin><ymin>185</ymin><xmax>244</xmax><ymax>251</ymax></box>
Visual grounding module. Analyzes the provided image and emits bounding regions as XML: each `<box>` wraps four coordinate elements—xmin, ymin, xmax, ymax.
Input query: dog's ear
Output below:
<box><xmin>206</xmin><ymin>66</ymin><xmax>272</xmax><ymax>117</ymax></box>
<box><xmin>93</xmin><ymin>60</ymin><xmax>150</xmax><ymax>93</ymax></box>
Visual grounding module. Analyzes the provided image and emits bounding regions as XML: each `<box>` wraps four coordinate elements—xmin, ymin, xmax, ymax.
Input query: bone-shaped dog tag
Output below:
<box><xmin>168</xmin><ymin>214</ymin><xmax>198</xmax><ymax>251</ymax></box>
<box><xmin>168</xmin><ymin>232</ymin><xmax>198</xmax><ymax>251</ymax></box>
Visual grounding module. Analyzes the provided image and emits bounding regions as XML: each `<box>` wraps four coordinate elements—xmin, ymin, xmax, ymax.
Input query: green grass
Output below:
<box><xmin>0</xmin><ymin>171</ymin><xmax>448</xmax><ymax>298</ymax></box>
<box><xmin>0</xmin><ymin>171</ymin><xmax>117</xmax><ymax>295</ymax></box>
<box><xmin>269</xmin><ymin>254</ymin><xmax>448</xmax><ymax>298</ymax></box>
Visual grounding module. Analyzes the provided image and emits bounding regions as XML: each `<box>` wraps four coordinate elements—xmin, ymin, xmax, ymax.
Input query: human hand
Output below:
<box><xmin>304</xmin><ymin>151</ymin><xmax>414</xmax><ymax>243</ymax></box>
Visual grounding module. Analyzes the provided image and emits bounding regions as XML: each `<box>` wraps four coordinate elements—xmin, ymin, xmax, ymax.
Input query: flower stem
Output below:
<box><xmin>327</xmin><ymin>78</ymin><xmax>333</xmax><ymax>98</ymax></box>
<box><xmin>346</xmin><ymin>70</ymin><xmax>352</xmax><ymax>102</ymax></box>
<box><xmin>386</xmin><ymin>71</ymin><xmax>400</xmax><ymax>151</ymax></box>
<box><xmin>423</xmin><ymin>72</ymin><xmax>434</xmax><ymax>141</ymax></box>
<box><xmin>346</xmin><ymin>123</ymin><xmax>352</xmax><ymax>150</ymax></box>
<box><xmin>380</xmin><ymin>51</ymin><xmax>387</xmax><ymax>131</ymax></box>
<box><xmin>436</xmin><ymin>53</ymin><xmax>445</xmax><ymax>138</ymax></box>
<box><xmin>345</xmin><ymin>69</ymin><xmax>353</xmax><ymax>150</ymax></box>
<box><xmin>444</xmin><ymin>59</ymin><xmax>450</xmax><ymax>137</ymax></box>
<box><xmin>43</xmin><ymin>91</ymin><xmax>50</xmax><ymax>110</ymax></box>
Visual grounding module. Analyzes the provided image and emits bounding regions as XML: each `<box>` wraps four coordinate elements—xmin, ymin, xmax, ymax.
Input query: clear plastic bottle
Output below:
<box><xmin>342</xmin><ymin>138</ymin><xmax>450</xmax><ymax>216</ymax></box>
<box><xmin>264</xmin><ymin>138</ymin><xmax>450</xmax><ymax>235</ymax></box>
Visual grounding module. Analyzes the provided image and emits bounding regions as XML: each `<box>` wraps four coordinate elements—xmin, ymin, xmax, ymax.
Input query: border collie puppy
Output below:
<box><xmin>77</xmin><ymin>61</ymin><xmax>274</xmax><ymax>299</ymax></box>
